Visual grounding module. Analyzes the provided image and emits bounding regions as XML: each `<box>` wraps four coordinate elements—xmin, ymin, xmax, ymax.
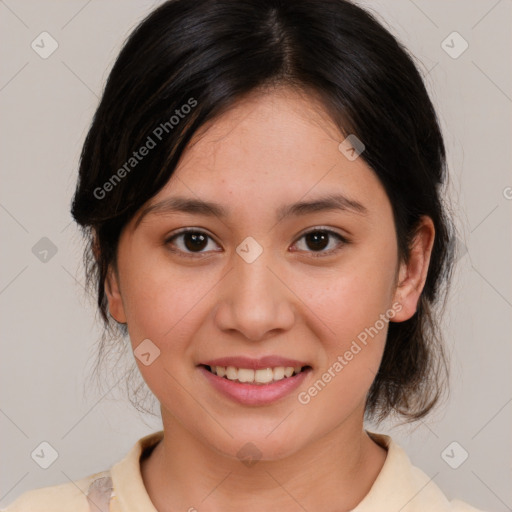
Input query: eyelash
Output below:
<box><xmin>164</xmin><ymin>227</ymin><xmax>349</xmax><ymax>259</ymax></box>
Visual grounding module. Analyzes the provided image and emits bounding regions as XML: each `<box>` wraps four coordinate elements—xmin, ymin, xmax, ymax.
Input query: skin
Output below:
<box><xmin>104</xmin><ymin>86</ymin><xmax>435</xmax><ymax>512</ymax></box>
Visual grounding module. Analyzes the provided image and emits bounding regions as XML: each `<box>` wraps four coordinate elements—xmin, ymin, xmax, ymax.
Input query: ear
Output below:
<box><xmin>391</xmin><ymin>216</ymin><xmax>435</xmax><ymax>322</ymax></box>
<box><xmin>94</xmin><ymin>230</ymin><xmax>127</xmax><ymax>324</ymax></box>
<box><xmin>104</xmin><ymin>264</ymin><xmax>127</xmax><ymax>324</ymax></box>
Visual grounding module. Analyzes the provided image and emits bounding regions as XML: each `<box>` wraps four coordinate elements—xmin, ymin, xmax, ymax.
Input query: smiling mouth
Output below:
<box><xmin>201</xmin><ymin>364</ymin><xmax>311</xmax><ymax>385</ymax></box>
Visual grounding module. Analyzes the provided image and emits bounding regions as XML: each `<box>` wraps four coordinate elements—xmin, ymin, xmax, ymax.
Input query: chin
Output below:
<box><xmin>203</xmin><ymin>428</ymin><xmax>308</xmax><ymax>463</ymax></box>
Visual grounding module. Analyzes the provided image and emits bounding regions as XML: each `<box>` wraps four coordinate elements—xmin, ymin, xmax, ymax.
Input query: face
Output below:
<box><xmin>105</xmin><ymin>87</ymin><xmax>433</xmax><ymax>461</ymax></box>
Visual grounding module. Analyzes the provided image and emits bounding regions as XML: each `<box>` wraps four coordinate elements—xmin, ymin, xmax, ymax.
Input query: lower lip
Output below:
<box><xmin>199</xmin><ymin>366</ymin><xmax>311</xmax><ymax>406</ymax></box>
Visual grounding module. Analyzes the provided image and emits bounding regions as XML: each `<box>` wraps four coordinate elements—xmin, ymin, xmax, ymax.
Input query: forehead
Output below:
<box><xmin>132</xmin><ymin>87</ymin><xmax>392</xmax><ymax>229</ymax></box>
<box><xmin>169</xmin><ymin>88</ymin><xmax>376</xmax><ymax>191</ymax></box>
<box><xmin>186</xmin><ymin>87</ymin><xmax>343</xmax><ymax>172</ymax></box>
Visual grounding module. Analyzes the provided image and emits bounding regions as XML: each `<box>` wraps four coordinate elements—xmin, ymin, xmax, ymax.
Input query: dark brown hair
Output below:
<box><xmin>71</xmin><ymin>0</ymin><xmax>455</xmax><ymax>424</ymax></box>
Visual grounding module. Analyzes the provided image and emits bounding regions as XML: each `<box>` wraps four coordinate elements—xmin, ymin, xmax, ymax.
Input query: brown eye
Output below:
<box><xmin>182</xmin><ymin>232</ymin><xmax>208</xmax><ymax>252</ymax></box>
<box><xmin>293</xmin><ymin>229</ymin><xmax>348</xmax><ymax>257</ymax></box>
<box><xmin>165</xmin><ymin>229</ymin><xmax>220</xmax><ymax>257</ymax></box>
<box><xmin>305</xmin><ymin>231</ymin><xmax>330</xmax><ymax>251</ymax></box>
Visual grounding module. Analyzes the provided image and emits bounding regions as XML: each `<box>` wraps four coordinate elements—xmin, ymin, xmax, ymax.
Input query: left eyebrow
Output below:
<box><xmin>133</xmin><ymin>192</ymin><xmax>368</xmax><ymax>229</ymax></box>
<box><xmin>275</xmin><ymin>193</ymin><xmax>368</xmax><ymax>221</ymax></box>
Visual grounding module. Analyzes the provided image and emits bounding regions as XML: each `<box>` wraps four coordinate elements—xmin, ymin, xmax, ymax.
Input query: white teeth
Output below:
<box><xmin>273</xmin><ymin>367</ymin><xmax>285</xmax><ymax>380</ymax></box>
<box><xmin>226</xmin><ymin>366</ymin><xmax>237</xmax><ymax>380</ymax></box>
<box><xmin>208</xmin><ymin>365</ymin><xmax>305</xmax><ymax>384</ymax></box>
<box><xmin>237</xmin><ymin>368</ymin><xmax>254</xmax><ymax>383</ymax></box>
<box><xmin>255</xmin><ymin>368</ymin><xmax>273</xmax><ymax>383</ymax></box>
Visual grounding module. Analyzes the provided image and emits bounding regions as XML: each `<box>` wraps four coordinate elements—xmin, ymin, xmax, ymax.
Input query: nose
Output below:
<box><xmin>213</xmin><ymin>252</ymin><xmax>296</xmax><ymax>342</ymax></box>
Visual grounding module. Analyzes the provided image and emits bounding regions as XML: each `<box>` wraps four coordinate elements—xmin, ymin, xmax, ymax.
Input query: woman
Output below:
<box><xmin>4</xmin><ymin>0</ymin><xmax>485</xmax><ymax>510</ymax></box>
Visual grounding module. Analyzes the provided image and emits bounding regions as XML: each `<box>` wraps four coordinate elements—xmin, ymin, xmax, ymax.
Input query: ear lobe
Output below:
<box><xmin>104</xmin><ymin>266</ymin><xmax>127</xmax><ymax>324</ymax></box>
<box><xmin>391</xmin><ymin>216</ymin><xmax>435</xmax><ymax>322</ymax></box>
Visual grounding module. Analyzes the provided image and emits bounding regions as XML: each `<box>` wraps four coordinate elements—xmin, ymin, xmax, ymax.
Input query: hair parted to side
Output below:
<box><xmin>71</xmin><ymin>0</ymin><xmax>456</xmax><ymax>424</ymax></box>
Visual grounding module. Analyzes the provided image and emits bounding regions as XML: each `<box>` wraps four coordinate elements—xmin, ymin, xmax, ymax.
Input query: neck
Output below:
<box><xmin>141</xmin><ymin>414</ymin><xmax>387</xmax><ymax>512</ymax></box>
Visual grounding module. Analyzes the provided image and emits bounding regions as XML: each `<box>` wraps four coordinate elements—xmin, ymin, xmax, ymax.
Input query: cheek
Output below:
<box><xmin>295</xmin><ymin>240</ymin><xmax>396</xmax><ymax>403</ymax></box>
<box><xmin>296</xmin><ymin>269</ymin><xmax>392</xmax><ymax>423</ymax></box>
<box><xmin>305</xmin><ymin>272</ymin><xmax>389</xmax><ymax>381</ymax></box>
<box><xmin>302</xmin><ymin>249</ymin><xmax>397</xmax><ymax>346</ymax></box>
<box><xmin>120</xmin><ymin>259</ymin><xmax>212</xmax><ymax>408</ymax></box>
<box><xmin>120</xmin><ymin>253</ymin><xmax>216</xmax><ymax>352</ymax></box>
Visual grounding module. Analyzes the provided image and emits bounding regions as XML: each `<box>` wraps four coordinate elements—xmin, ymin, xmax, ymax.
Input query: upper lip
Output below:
<box><xmin>200</xmin><ymin>356</ymin><xmax>310</xmax><ymax>370</ymax></box>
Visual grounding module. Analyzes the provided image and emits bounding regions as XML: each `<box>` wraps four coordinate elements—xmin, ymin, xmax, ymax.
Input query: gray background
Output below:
<box><xmin>0</xmin><ymin>1</ymin><xmax>511</xmax><ymax>510</ymax></box>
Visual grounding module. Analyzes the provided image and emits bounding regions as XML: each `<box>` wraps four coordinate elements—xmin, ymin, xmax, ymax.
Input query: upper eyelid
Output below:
<box><xmin>295</xmin><ymin>226</ymin><xmax>347</xmax><ymax>239</ymax></box>
<box><xmin>165</xmin><ymin>228</ymin><xmax>221</xmax><ymax>253</ymax></box>
<box><xmin>167</xmin><ymin>227</ymin><xmax>219</xmax><ymax>244</ymax></box>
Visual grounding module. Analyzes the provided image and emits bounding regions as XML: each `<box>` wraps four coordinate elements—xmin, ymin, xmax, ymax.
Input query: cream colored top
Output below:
<box><xmin>2</xmin><ymin>430</ymin><xmax>485</xmax><ymax>511</ymax></box>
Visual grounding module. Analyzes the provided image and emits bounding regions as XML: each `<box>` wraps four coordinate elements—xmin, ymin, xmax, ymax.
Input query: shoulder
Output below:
<box><xmin>0</xmin><ymin>471</ymin><xmax>111</xmax><ymax>512</ymax></box>
<box><xmin>360</xmin><ymin>432</ymin><xmax>488</xmax><ymax>512</ymax></box>
<box><xmin>2</xmin><ymin>430</ymin><xmax>163</xmax><ymax>512</ymax></box>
